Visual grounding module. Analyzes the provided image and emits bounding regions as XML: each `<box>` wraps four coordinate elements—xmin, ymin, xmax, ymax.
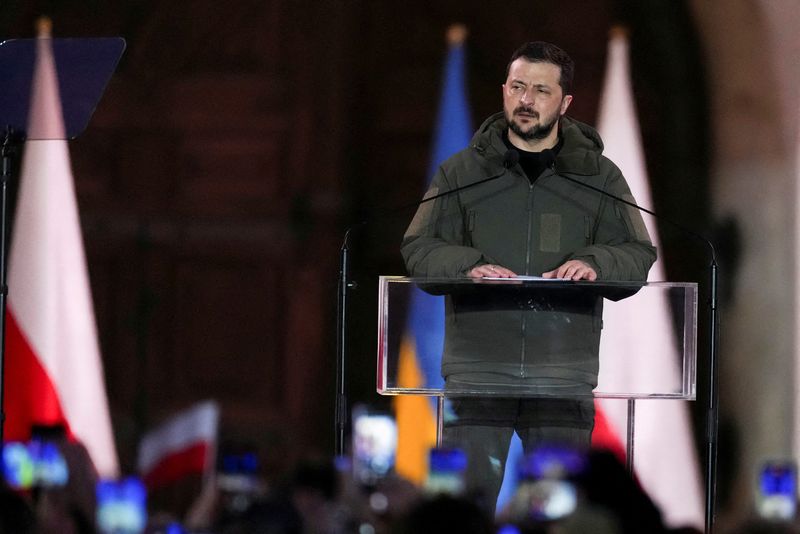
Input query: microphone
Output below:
<box><xmin>414</xmin><ymin>149</ymin><xmax>518</xmax><ymax>204</ymax></box>
<box><xmin>369</xmin><ymin>149</ymin><xmax>521</xmax><ymax>221</ymax></box>
<box><xmin>335</xmin><ymin>148</ymin><xmax>519</xmax><ymax>457</ymax></box>
<box><xmin>548</xmin><ymin>156</ymin><xmax>721</xmax><ymax>533</ymax></box>
<box><xmin>552</xmin><ymin>164</ymin><xmax>710</xmax><ymax>250</ymax></box>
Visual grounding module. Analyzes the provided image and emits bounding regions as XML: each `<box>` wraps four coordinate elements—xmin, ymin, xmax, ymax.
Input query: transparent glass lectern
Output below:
<box><xmin>377</xmin><ymin>276</ymin><xmax>697</xmax><ymax>471</ymax></box>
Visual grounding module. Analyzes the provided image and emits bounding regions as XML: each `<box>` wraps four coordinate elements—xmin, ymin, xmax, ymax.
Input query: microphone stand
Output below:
<box><xmin>556</xmin><ymin>172</ymin><xmax>720</xmax><ymax>534</ymax></box>
<box><xmin>333</xmin><ymin>154</ymin><xmax>518</xmax><ymax>457</ymax></box>
<box><xmin>334</xmin><ymin>228</ymin><xmax>354</xmax><ymax>457</ymax></box>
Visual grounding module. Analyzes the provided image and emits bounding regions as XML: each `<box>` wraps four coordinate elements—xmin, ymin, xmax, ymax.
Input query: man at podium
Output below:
<box><xmin>401</xmin><ymin>41</ymin><xmax>656</xmax><ymax>508</ymax></box>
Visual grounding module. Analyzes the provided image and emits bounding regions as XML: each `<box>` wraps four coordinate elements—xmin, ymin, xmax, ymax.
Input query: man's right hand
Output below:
<box><xmin>467</xmin><ymin>264</ymin><xmax>517</xmax><ymax>279</ymax></box>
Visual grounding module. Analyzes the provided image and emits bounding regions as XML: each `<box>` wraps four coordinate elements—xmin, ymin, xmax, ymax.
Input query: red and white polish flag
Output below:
<box><xmin>137</xmin><ymin>401</ymin><xmax>220</xmax><ymax>489</ymax></box>
<box><xmin>4</xmin><ymin>28</ymin><xmax>118</xmax><ymax>477</ymax></box>
<box><xmin>595</xmin><ymin>29</ymin><xmax>704</xmax><ymax>529</ymax></box>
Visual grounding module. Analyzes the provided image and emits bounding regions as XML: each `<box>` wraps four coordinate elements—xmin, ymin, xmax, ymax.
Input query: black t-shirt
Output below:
<box><xmin>503</xmin><ymin>131</ymin><xmax>564</xmax><ymax>184</ymax></box>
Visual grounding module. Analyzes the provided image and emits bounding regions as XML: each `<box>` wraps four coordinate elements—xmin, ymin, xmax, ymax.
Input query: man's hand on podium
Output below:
<box><xmin>468</xmin><ymin>264</ymin><xmax>517</xmax><ymax>279</ymax></box>
<box><xmin>542</xmin><ymin>260</ymin><xmax>597</xmax><ymax>281</ymax></box>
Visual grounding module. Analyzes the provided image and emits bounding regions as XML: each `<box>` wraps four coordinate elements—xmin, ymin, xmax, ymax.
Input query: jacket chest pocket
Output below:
<box><xmin>538</xmin><ymin>214</ymin><xmax>593</xmax><ymax>252</ymax></box>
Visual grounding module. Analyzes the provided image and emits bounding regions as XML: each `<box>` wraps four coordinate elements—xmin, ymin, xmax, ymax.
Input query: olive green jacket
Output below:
<box><xmin>401</xmin><ymin>113</ymin><xmax>656</xmax><ymax>385</ymax></box>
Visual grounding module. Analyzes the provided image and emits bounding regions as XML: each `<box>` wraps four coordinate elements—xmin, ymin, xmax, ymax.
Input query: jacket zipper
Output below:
<box><xmin>520</xmin><ymin>181</ymin><xmax>535</xmax><ymax>377</ymax></box>
<box><xmin>520</xmin><ymin>163</ymin><xmax>556</xmax><ymax>377</ymax></box>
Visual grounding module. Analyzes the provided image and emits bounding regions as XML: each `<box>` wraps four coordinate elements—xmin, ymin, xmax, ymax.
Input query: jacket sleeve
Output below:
<box><xmin>401</xmin><ymin>166</ymin><xmax>489</xmax><ymax>278</ymax></box>
<box><xmin>569</xmin><ymin>167</ymin><xmax>657</xmax><ymax>281</ymax></box>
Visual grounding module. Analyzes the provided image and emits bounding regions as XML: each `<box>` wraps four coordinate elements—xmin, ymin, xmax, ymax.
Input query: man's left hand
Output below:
<box><xmin>541</xmin><ymin>260</ymin><xmax>597</xmax><ymax>281</ymax></box>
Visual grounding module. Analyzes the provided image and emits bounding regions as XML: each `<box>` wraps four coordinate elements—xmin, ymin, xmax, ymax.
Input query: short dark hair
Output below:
<box><xmin>505</xmin><ymin>41</ymin><xmax>574</xmax><ymax>94</ymax></box>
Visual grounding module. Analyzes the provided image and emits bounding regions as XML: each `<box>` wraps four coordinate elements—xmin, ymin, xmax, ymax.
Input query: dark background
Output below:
<box><xmin>1</xmin><ymin>0</ymin><xmax>718</xmax><ymax>508</ymax></box>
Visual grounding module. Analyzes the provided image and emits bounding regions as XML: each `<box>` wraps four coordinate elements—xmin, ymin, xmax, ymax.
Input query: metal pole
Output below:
<box><xmin>626</xmin><ymin>398</ymin><xmax>636</xmax><ymax>475</ymax></box>
<box><xmin>705</xmin><ymin>260</ymin><xmax>720</xmax><ymax>533</ymax></box>
<box><xmin>334</xmin><ymin>229</ymin><xmax>353</xmax><ymax>457</ymax></box>
<box><xmin>436</xmin><ymin>396</ymin><xmax>445</xmax><ymax>447</ymax></box>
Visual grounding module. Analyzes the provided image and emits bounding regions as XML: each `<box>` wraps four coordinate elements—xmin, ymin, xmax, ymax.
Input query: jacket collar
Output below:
<box><xmin>472</xmin><ymin>112</ymin><xmax>603</xmax><ymax>176</ymax></box>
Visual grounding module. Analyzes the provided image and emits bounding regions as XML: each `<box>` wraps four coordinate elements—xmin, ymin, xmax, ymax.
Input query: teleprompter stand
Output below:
<box><xmin>0</xmin><ymin>36</ymin><xmax>125</xmax><ymax>442</ymax></box>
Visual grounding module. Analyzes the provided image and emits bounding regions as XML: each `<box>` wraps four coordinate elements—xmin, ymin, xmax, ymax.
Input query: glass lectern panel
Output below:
<box><xmin>377</xmin><ymin>276</ymin><xmax>697</xmax><ymax>400</ymax></box>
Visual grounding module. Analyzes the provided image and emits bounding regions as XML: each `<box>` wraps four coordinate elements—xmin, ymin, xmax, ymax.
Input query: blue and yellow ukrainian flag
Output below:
<box><xmin>394</xmin><ymin>26</ymin><xmax>473</xmax><ymax>485</ymax></box>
